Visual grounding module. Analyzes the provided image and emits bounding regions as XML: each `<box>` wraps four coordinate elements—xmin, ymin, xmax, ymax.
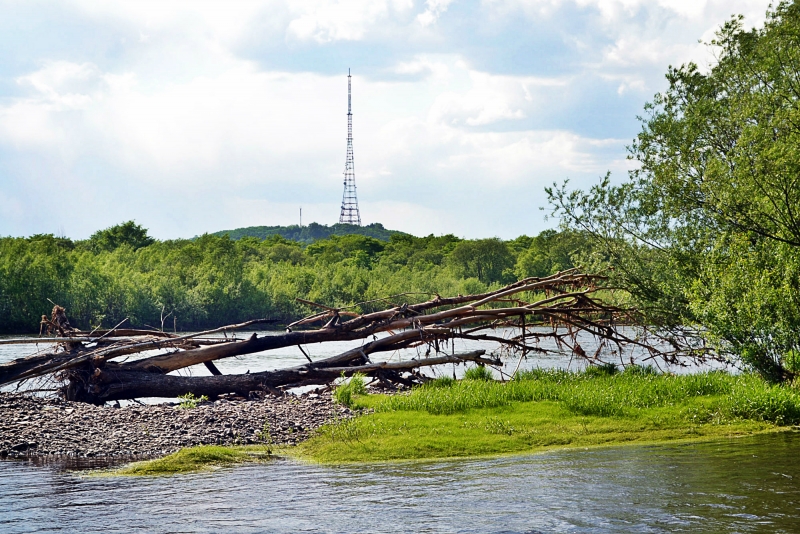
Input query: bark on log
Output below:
<box><xmin>81</xmin><ymin>351</ymin><xmax>494</xmax><ymax>402</ymax></box>
<box><xmin>5</xmin><ymin>270</ymin><xmax>684</xmax><ymax>405</ymax></box>
<box><xmin>120</xmin><ymin>289</ymin><xmax>602</xmax><ymax>375</ymax></box>
<box><xmin>0</xmin><ymin>350</ymin><xmax>85</xmax><ymax>386</ymax></box>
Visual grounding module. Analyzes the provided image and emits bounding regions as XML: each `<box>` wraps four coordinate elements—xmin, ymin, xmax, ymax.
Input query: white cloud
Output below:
<box><xmin>494</xmin><ymin>0</ymin><xmax>766</xmax><ymax>21</ymax></box>
<box><xmin>417</xmin><ymin>0</ymin><xmax>455</xmax><ymax>26</ymax></box>
<box><xmin>71</xmin><ymin>0</ymin><xmax>266</xmax><ymax>41</ymax></box>
<box><xmin>392</xmin><ymin>56</ymin><xmax>453</xmax><ymax>79</ymax></box>
<box><xmin>1</xmin><ymin>61</ymin><xmax>346</xmax><ymax>185</ymax></box>
<box><xmin>369</xmin><ymin>115</ymin><xmax>623</xmax><ymax>185</ymax></box>
<box><xmin>286</xmin><ymin>0</ymin><xmax>412</xmax><ymax>43</ymax></box>
<box><xmin>428</xmin><ymin>69</ymin><xmax>566</xmax><ymax>127</ymax></box>
<box><xmin>0</xmin><ymin>57</ymin><xmax>578</xmax><ymax>184</ymax></box>
<box><xmin>0</xmin><ymin>0</ymin><xmax>775</xmax><ymax>239</ymax></box>
<box><xmin>17</xmin><ymin>61</ymin><xmax>102</xmax><ymax>102</ymax></box>
<box><xmin>443</xmin><ymin>130</ymin><xmax>622</xmax><ymax>178</ymax></box>
<box><xmin>493</xmin><ymin>0</ymin><xmax>770</xmax><ymax>72</ymax></box>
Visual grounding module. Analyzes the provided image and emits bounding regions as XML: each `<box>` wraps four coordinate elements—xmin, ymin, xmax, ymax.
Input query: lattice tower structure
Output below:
<box><xmin>339</xmin><ymin>69</ymin><xmax>361</xmax><ymax>226</ymax></box>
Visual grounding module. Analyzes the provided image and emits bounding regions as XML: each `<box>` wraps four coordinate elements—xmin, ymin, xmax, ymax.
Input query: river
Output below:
<box><xmin>1</xmin><ymin>433</ymin><xmax>798</xmax><ymax>533</ymax></box>
<box><xmin>1</xmin><ymin>331</ymin><xmax>796</xmax><ymax>533</ymax></box>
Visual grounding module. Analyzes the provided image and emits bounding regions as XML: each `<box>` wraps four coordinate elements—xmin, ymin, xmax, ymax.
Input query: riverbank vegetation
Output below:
<box><xmin>549</xmin><ymin>1</ymin><xmax>800</xmax><ymax>382</ymax></box>
<box><xmin>115</xmin><ymin>367</ymin><xmax>800</xmax><ymax>473</ymax></box>
<box><xmin>0</xmin><ymin>222</ymin><xmax>595</xmax><ymax>335</ymax></box>
<box><xmin>294</xmin><ymin>367</ymin><xmax>799</xmax><ymax>463</ymax></box>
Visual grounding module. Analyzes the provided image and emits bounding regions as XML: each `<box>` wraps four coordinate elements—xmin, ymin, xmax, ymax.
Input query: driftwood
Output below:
<box><xmin>82</xmin><ymin>351</ymin><xmax>497</xmax><ymax>401</ymax></box>
<box><xmin>0</xmin><ymin>270</ymin><xmax>711</xmax><ymax>404</ymax></box>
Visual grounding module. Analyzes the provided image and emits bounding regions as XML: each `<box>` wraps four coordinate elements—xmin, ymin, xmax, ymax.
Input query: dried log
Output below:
<box><xmin>0</xmin><ymin>349</ymin><xmax>85</xmax><ymax>386</ymax></box>
<box><xmin>0</xmin><ymin>319</ymin><xmax>278</xmax><ymax>387</ymax></box>
<box><xmin>118</xmin><ymin>279</ymin><xmax>611</xmax><ymax>375</ymax></box>
<box><xmin>40</xmin><ymin>305</ymin><xmax>75</xmax><ymax>337</ymax></box>
<box><xmin>79</xmin><ymin>351</ymin><xmax>495</xmax><ymax>402</ymax></box>
<box><xmin>4</xmin><ymin>270</ymin><xmax>713</xmax><ymax>404</ymax></box>
<box><xmin>62</xmin><ymin>327</ymin><xmax>456</xmax><ymax>403</ymax></box>
<box><xmin>0</xmin><ymin>331</ymin><xmax>173</xmax><ymax>344</ymax></box>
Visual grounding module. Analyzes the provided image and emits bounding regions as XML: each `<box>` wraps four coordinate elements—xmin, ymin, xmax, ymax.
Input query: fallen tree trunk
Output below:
<box><xmin>2</xmin><ymin>270</ymin><xmax>716</xmax><ymax>404</ymax></box>
<box><xmin>118</xmin><ymin>289</ymin><xmax>613</xmax><ymax>374</ymax></box>
<box><xmin>64</xmin><ymin>326</ymin><xmax>460</xmax><ymax>403</ymax></box>
<box><xmin>1</xmin><ymin>273</ymin><xmax>593</xmax><ymax>386</ymax></box>
<box><xmin>77</xmin><ymin>350</ymin><xmax>495</xmax><ymax>402</ymax></box>
<box><xmin>0</xmin><ymin>320</ymin><xmax>278</xmax><ymax>386</ymax></box>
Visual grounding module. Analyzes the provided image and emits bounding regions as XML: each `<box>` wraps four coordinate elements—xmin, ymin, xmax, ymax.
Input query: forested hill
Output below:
<box><xmin>210</xmin><ymin>222</ymin><xmax>404</xmax><ymax>243</ymax></box>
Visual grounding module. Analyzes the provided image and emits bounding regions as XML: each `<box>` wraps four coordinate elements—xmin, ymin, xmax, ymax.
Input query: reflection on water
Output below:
<box><xmin>2</xmin><ymin>433</ymin><xmax>798</xmax><ymax>533</ymax></box>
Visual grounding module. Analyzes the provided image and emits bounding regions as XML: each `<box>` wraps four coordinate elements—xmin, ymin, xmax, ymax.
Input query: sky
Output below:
<box><xmin>0</xmin><ymin>0</ymin><xmax>772</xmax><ymax>240</ymax></box>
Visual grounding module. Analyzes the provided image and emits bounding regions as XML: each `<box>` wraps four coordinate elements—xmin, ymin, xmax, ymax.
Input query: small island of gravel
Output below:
<box><xmin>0</xmin><ymin>391</ymin><xmax>351</xmax><ymax>460</ymax></box>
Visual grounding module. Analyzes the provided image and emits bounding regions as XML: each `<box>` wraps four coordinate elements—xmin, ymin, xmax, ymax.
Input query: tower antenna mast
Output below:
<box><xmin>339</xmin><ymin>68</ymin><xmax>361</xmax><ymax>226</ymax></box>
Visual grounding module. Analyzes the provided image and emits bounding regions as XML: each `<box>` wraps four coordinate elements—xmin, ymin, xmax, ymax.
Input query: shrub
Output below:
<box><xmin>428</xmin><ymin>376</ymin><xmax>456</xmax><ymax>388</ymax></box>
<box><xmin>584</xmin><ymin>363</ymin><xmax>618</xmax><ymax>378</ymax></box>
<box><xmin>464</xmin><ymin>365</ymin><xmax>494</xmax><ymax>381</ymax></box>
<box><xmin>333</xmin><ymin>372</ymin><xmax>367</xmax><ymax>408</ymax></box>
<box><xmin>727</xmin><ymin>376</ymin><xmax>800</xmax><ymax>425</ymax></box>
<box><xmin>177</xmin><ymin>393</ymin><xmax>209</xmax><ymax>409</ymax></box>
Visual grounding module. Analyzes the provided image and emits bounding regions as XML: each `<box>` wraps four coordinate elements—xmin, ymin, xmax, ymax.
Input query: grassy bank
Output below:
<box><xmin>114</xmin><ymin>368</ymin><xmax>800</xmax><ymax>473</ymax></box>
<box><xmin>111</xmin><ymin>445</ymin><xmax>271</xmax><ymax>476</ymax></box>
<box><xmin>293</xmin><ymin>368</ymin><xmax>800</xmax><ymax>463</ymax></box>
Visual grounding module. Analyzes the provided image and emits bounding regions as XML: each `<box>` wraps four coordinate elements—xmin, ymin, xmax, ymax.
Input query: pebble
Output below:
<box><xmin>0</xmin><ymin>391</ymin><xmax>350</xmax><ymax>459</ymax></box>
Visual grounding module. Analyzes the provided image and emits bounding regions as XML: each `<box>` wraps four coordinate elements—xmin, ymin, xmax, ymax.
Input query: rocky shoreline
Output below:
<box><xmin>0</xmin><ymin>391</ymin><xmax>352</xmax><ymax>459</ymax></box>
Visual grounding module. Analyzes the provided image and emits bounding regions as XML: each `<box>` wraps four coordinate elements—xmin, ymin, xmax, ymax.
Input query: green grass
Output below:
<box><xmin>463</xmin><ymin>365</ymin><xmax>495</xmax><ymax>381</ymax></box>
<box><xmin>113</xmin><ymin>445</ymin><xmax>271</xmax><ymax>476</ymax></box>
<box><xmin>177</xmin><ymin>393</ymin><xmax>209</xmax><ymax>409</ymax></box>
<box><xmin>293</xmin><ymin>369</ymin><xmax>800</xmax><ymax>463</ymax></box>
<box><xmin>333</xmin><ymin>372</ymin><xmax>367</xmax><ymax>408</ymax></box>
<box><xmin>109</xmin><ymin>369</ymin><xmax>800</xmax><ymax>473</ymax></box>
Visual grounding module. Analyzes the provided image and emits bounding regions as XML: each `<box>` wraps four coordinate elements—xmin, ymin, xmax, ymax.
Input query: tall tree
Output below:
<box><xmin>89</xmin><ymin>221</ymin><xmax>155</xmax><ymax>252</ymax></box>
<box><xmin>549</xmin><ymin>2</ymin><xmax>800</xmax><ymax>380</ymax></box>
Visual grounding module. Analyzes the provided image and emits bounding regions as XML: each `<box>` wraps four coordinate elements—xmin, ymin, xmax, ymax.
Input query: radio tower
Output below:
<box><xmin>339</xmin><ymin>69</ymin><xmax>361</xmax><ymax>226</ymax></box>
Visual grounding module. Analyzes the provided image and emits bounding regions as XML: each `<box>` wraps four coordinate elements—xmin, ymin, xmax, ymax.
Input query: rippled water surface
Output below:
<box><xmin>2</xmin><ymin>433</ymin><xmax>799</xmax><ymax>533</ymax></box>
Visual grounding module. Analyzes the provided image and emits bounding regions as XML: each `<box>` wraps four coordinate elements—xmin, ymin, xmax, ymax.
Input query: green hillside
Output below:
<box><xmin>210</xmin><ymin>222</ymin><xmax>404</xmax><ymax>243</ymax></box>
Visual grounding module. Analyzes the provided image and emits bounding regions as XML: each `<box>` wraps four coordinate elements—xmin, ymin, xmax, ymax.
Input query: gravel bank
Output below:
<box><xmin>0</xmin><ymin>392</ymin><xmax>351</xmax><ymax>459</ymax></box>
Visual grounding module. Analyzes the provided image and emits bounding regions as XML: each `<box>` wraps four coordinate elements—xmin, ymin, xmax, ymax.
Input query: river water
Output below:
<box><xmin>1</xmin><ymin>433</ymin><xmax>798</xmax><ymax>533</ymax></box>
<box><xmin>2</xmin><ymin>331</ymin><xmax>797</xmax><ymax>533</ymax></box>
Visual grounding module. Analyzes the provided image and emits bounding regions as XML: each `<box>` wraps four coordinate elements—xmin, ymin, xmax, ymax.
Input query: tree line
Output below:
<box><xmin>0</xmin><ymin>221</ymin><xmax>594</xmax><ymax>334</ymax></box>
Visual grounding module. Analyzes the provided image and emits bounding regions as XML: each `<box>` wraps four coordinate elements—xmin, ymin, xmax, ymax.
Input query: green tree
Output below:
<box><xmin>446</xmin><ymin>238</ymin><xmax>515</xmax><ymax>284</ymax></box>
<box><xmin>0</xmin><ymin>235</ymin><xmax>74</xmax><ymax>331</ymax></box>
<box><xmin>90</xmin><ymin>221</ymin><xmax>155</xmax><ymax>252</ymax></box>
<box><xmin>514</xmin><ymin>230</ymin><xmax>595</xmax><ymax>278</ymax></box>
<box><xmin>549</xmin><ymin>2</ymin><xmax>800</xmax><ymax>380</ymax></box>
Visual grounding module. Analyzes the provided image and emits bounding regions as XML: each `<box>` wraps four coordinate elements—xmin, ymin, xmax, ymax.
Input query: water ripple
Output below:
<box><xmin>1</xmin><ymin>433</ymin><xmax>799</xmax><ymax>533</ymax></box>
